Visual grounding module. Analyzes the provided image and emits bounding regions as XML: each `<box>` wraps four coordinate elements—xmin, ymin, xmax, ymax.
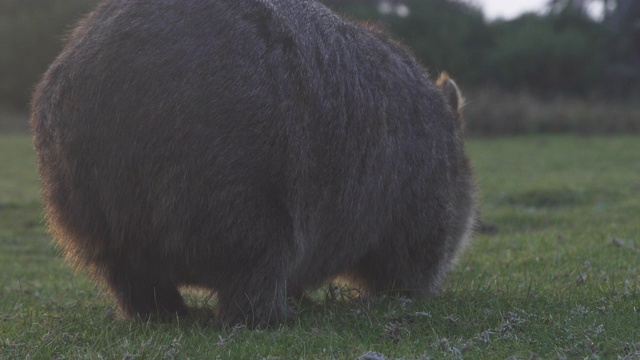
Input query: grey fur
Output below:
<box><xmin>31</xmin><ymin>0</ymin><xmax>476</xmax><ymax>327</ymax></box>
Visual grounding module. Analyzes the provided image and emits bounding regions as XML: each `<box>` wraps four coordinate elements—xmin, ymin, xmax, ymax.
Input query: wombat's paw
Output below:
<box><xmin>185</xmin><ymin>305</ymin><xmax>216</xmax><ymax>322</ymax></box>
<box><xmin>115</xmin><ymin>285</ymin><xmax>189</xmax><ymax>322</ymax></box>
<box><xmin>119</xmin><ymin>305</ymin><xmax>189</xmax><ymax>323</ymax></box>
<box><xmin>216</xmin><ymin>302</ymin><xmax>292</xmax><ymax>329</ymax></box>
<box><xmin>123</xmin><ymin>304</ymin><xmax>190</xmax><ymax>323</ymax></box>
<box><xmin>283</xmin><ymin>306</ymin><xmax>297</xmax><ymax>324</ymax></box>
<box><xmin>288</xmin><ymin>292</ymin><xmax>317</xmax><ymax>308</ymax></box>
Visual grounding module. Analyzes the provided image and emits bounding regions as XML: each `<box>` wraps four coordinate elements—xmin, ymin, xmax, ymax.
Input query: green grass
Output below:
<box><xmin>1</xmin><ymin>133</ymin><xmax>639</xmax><ymax>359</ymax></box>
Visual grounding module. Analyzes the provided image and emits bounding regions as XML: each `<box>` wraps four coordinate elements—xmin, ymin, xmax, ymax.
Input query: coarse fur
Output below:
<box><xmin>31</xmin><ymin>0</ymin><xmax>476</xmax><ymax>328</ymax></box>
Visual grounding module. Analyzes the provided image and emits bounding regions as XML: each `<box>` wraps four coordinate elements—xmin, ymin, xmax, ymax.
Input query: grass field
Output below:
<box><xmin>1</xmin><ymin>131</ymin><xmax>639</xmax><ymax>359</ymax></box>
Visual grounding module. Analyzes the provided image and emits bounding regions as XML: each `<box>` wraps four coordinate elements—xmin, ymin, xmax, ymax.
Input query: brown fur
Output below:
<box><xmin>31</xmin><ymin>0</ymin><xmax>476</xmax><ymax>328</ymax></box>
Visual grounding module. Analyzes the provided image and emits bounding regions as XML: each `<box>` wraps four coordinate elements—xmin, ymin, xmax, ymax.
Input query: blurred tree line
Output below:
<box><xmin>0</xmin><ymin>0</ymin><xmax>100</xmax><ymax>110</ymax></box>
<box><xmin>0</xmin><ymin>0</ymin><xmax>639</xmax><ymax>111</ymax></box>
<box><xmin>323</xmin><ymin>0</ymin><xmax>640</xmax><ymax>98</ymax></box>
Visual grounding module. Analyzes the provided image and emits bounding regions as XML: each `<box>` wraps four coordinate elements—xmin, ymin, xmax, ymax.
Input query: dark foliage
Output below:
<box><xmin>487</xmin><ymin>12</ymin><xmax>611</xmax><ymax>96</ymax></box>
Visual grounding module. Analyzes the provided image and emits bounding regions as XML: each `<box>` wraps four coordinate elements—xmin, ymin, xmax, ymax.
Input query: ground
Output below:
<box><xmin>1</xmin><ymin>132</ymin><xmax>639</xmax><ymax>359</ymax></box>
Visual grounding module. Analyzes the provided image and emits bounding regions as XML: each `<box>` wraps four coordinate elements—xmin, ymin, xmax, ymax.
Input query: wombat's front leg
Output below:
<box><xmin>346</xmin><ymin>226</ymin><xmax>452</xmax><ymax>298</ymax></box>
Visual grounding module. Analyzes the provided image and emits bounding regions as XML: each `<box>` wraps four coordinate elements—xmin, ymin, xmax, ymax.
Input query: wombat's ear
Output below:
<box><xmin>436</xmin><ymin>72</ymin><xmax>463</xmax><ymax>113</ymax></box>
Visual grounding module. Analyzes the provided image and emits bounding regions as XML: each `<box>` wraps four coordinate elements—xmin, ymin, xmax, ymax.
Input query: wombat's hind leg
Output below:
<box><xmin>216</xmin><ymin>274</ymin><xmax>292</xmax><ymax>329</ymax></box>
<box><xmin>213</xmin><ymin>190</ymin><xmax>294</xmax><ymax>328</ymax></box>
<box><xmin>105</xmin><ymin>258</ymin><xmax>188</xmax><ymax>320</ymax></box>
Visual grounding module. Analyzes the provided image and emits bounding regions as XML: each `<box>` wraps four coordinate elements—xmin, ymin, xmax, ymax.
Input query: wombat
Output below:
<box><xmin>31</xmin><ymin>0</ymin><xmax>476</xmax><ymax>327</ymax></box>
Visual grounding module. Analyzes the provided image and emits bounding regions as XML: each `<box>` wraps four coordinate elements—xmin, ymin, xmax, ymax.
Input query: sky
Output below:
<box><xmin>473</xmin><ymin>0</ymin><xmax>605</xmax><ymax>21</ymax></box>
<box><xmin>474</xmin><ymin>0</ymin><xmax>548</xmax><ymax>20</ymax></box>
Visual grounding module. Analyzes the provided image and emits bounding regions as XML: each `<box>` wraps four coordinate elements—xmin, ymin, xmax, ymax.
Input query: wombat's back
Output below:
<box><xmin>31</xmin><ymin>0</ymin><xmax>475</xmax><ymax>327</ymax></box>
<box><xmin>32</xmin><ymin>0</ymin><xmax>296</xmax><ymax>258</ymax></box>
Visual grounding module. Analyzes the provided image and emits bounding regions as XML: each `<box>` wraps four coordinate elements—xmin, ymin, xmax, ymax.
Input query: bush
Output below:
<box><xmin>487</xmin><ymin>13</ymin><xmax>611</xmax><ymax>96</ymax></box>
<box><xmin>329</xmin><ymin>1</ymin><xmax>618</xmax><ymax>97</ymax></box>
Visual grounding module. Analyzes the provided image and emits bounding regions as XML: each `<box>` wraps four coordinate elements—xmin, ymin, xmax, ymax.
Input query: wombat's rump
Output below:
<box><xmin>31</xmin><ymin>0</ymin><xmax>476</xmax><ymax>327</ymax></box>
